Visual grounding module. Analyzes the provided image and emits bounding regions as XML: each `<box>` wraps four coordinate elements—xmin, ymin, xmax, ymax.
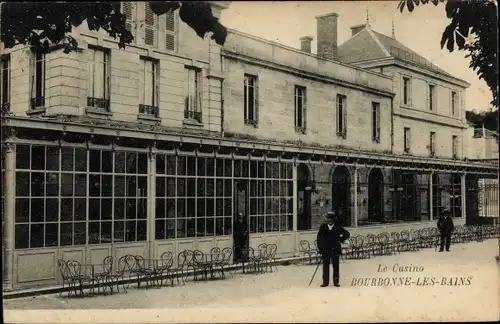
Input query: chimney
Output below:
<box><xmin>350</xmin><ymin>24</ymin><xmax>367</xmax><ymax>37</ymax></box>
<box><xmin>315</xmin><ymin>12</ymin><xmax>339</xmax><ymax>60</ymax></box>
<box><xmin>299</xmin><ymin>36</ymin><xmax>313</xmax><ymax>53</ymax></box>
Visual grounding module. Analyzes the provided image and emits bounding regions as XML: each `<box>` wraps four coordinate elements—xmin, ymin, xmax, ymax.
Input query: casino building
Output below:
<box><xmin>1</xmin><ymin>2</ymin><xmax>497</xmax><ymax>290</ymax></box>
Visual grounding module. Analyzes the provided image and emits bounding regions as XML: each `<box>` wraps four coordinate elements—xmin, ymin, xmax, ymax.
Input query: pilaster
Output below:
<box><xmin>3</xmin><ymin>141</ymin><xmax>16</xmax><ymax>291</ymax></box>
<box><xmin>292</xmin><ymin>161</ymin><xmax>298</xmax><ymax>255</ymax></box>
<box><xmin>460</xmin><ymin>173</ymin><xmax>466</xmax><ymax>219</ymax></box>
<box><xmin>429</xmin><ymin>172</ymin><xmax>433</xmax><ymax>220</ymax></box>
<box><xmin>147</xmin><ymin>151</ymin><xmax>156</xmax><ymax>264</ymax></box>
<box><xmin>353</xmin><ymin>165</ymin><xmax>358</xmax><ymax>227</ymax></box>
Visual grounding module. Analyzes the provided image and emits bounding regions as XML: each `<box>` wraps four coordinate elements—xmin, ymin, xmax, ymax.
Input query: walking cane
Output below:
<box><xmin>308</xmin><ymin>257</ymin><xmax>322</xmax><ymax>286</ymax></box>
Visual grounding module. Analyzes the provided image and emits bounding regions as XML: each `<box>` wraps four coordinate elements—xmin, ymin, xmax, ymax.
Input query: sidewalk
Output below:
<box><xmin>4</xmin><ymin>239</ymin><xmax>499</xmax><ymax>322</ymax></box>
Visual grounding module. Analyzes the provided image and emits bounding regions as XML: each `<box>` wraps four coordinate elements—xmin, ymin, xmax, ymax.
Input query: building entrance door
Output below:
<box><xmin>233</xmin><ymin>180</ymin><xmax>249</xmax><ymax>262</ymax></box>
<box><xmin>331</xmin><ymin>166</ymin><xmax>351</xmax><ymax>227</ymax></box>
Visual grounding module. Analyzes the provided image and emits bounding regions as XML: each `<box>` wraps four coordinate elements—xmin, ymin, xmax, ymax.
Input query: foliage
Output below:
<box><xmin>0</xmin><ymin>1</ymin><xmax>227</xmax><ymax>54</ymax></box>
<box><xmin>465</xmin><ymin>109</ymin><xmax>499</xmax><ymax>131</ymax></box>
<box><xmin>398</xmin><ymin>0</ymin><xmax>498</xmax><ymax>107</ymax></box>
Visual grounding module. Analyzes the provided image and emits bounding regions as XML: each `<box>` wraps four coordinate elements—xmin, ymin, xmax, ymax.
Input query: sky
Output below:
<box><xmin>220</xmin><ymin>1</ymin><xmax>494</xmax><ymax>112</ymax></box>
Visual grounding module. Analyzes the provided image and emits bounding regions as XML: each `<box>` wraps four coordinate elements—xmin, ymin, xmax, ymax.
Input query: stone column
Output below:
<box><xmin>292</xmin><ymin>161</ymin><xmax>298</xmax><ymax>255</ymax></box>
<box><xmin>429</xmin><ymin>172</ymin><xmax>433</xmax><ymax>221</ymax></box>
<box><xmin>460</xmin><ymin>173</ymin><xmax>466</xmax><ymax>219</ymax></box>
<box><xmin>3</xmin><ymin>142</ymin><xmax>16</xmax><ymax>291</ymax></box>
<box><xmin>147</xmin><ymin>152</ymin><xmax>156</xmax><ymax>265</ymax></box>
<box><xmin>353</xmin><ymin>166</ymin><xmax>358</xmax><ymax>227</ymax></box>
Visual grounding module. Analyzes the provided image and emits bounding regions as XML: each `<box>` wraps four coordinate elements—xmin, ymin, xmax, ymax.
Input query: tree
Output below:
<box><xmin>398</xmin><ymin>0</ymin><xmax>498</xmax><ymax>108</ymax></box>
<box><xmin>465</xmin><ymin>109</ymin><xmax>499</xmax><ymax>132</ymax></box>
<box><xmin>0</xmin><ymin>1</ymin><xmax>227</xmax><ymax>54</ymax></box>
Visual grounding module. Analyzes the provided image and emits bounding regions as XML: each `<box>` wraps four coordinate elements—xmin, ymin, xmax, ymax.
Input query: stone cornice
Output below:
<box><xmin>2</xmin><ymin>116</ymin><xmax>497</xmax><ymax>174</ymax></box>
<box><xmin>222</xmin><ymin>50</ymin><xmax>395</xmax><ymax>99</ymax></box>
<box><xmin>351</xmin><ymin>58</ymin><xmax>470</xmax><ymax>88</ymax></box>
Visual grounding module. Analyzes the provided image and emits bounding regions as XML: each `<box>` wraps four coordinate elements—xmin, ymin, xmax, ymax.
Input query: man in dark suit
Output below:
<box><xmin>316</xmin><ymin>211</ymin><xmax>351</xmax><ymax>287</ymax></box>
<box><xmin>437</xmin><ymin>209</ymin><xmax>454</xmax><ymax>252</ymax></box>
<box><xmin>233</xmin><ymin>212</ymin><xmax>248</xmax><ymax>262</ymax></box>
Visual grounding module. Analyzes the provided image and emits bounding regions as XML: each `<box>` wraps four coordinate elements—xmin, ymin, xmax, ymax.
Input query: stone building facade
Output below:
<box><xmin>1</xmin><ymin>3</ymin><xmax>496</xmax><ymax>290</ymax></box>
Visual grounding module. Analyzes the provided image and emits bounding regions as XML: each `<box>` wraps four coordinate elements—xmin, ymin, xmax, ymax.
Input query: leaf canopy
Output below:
<box><xmin>398</xmin><ymin>0</ymin><xmax>498</xmax><ymax>107</ymax></box>
<box><xmin>0</xmin><ymin>1</ymin><xmax>227</xmax><ymax>54</ymax></box>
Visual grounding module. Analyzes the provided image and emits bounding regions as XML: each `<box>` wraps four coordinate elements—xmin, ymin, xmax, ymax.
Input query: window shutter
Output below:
<box><xmin>144</xmin><ymin>4</ymin><xmax>156</xmax><ymax>46</ymax></box>
<box><xmin>254</xmin><ymin>78</ymin><xmax>259</xmax><ymax>125</ymax></box>
<box><xmin>155</xmin><ymin>63</ymin><xmax>159</xmax><ymax>108</ymax></box>
<box><xmin>408</xmin><ymin>81</ymin><xmax>412</xmax><ymax>106</ymax></box>
<box><xmin>165</xmin><ymin>10</ymin><xmax>176</xmax><ymax>51</ymax></box>
<box><xmin>342</xmin><ymin>98</ymin><xmax>347</xmax><ymax>139</ymax></box>
<box><xmin>30</xmin><ymin>53</ymin><xmax>35</xmax><ymax>98</ymax></box>
<box><xmin>122</xmin><ymin>2</ymin><xmax>134</xmax><ymax>36</ymax></box>
<box><xmin>88</xmin><ymin>49</ymin><xmax>94</xmax><ymax>98</ymax></box>
<box><xmin>303</xmin><ymin>89</ymin><xmax>307</xmax><ymax>132</ymax></box>
<box><xmin>376</xmin><ymin>106</ymin><xmax>380</xmax><ymax>142</ymax></box>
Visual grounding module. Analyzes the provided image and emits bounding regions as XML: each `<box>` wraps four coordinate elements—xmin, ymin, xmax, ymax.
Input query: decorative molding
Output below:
<box><xmin>222</xmin><ymin>50</ymin><xmax>395</xmax><ymax>98</ymax></box>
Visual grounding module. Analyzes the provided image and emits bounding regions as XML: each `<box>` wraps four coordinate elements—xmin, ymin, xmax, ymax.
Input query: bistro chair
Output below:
<box><xmin>57</xmin><ymin>259</ymin><xmax>77</xmax><ymax>298</ymax></box>
<box><xmin>66</xmin><ymin>260</ymin><xmax>95</xmax><ymax>297</ymax></box>
<box><xmin>134</xmin><ymin>255</ymin><xmax>155</xmax><ymax>288</ymax></box>
<box><xmin>299</xmin><ymin>240</ymin><xmax>317</xmax><ymax>265</ymax></box>
<box><xmin>93</xmin><ymin>256</ymin><xmax>114</xmax><ymax>295</ymax></box>
<box><xmin>153</xmin><ymin>252</ymin><xmax>174</xmax><ymax>287</ymax></box>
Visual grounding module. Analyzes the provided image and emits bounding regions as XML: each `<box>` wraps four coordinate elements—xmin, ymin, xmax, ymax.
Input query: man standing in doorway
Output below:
<box><xmin>316</xmin><ymin>211</ymin><xmax>350</xmax><ymax>287</ymax></box>
<box><xmin>437</xmin><ymin>209</ymin><xmax>455</xmax><ymax>252</ymax></box>
<box><xmin>233</xmin><ymin>212</ymin><xmax>248</xmax><ymax>262</ymax></box>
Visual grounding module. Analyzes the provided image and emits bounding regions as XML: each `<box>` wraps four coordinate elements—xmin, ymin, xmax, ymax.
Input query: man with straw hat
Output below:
<box><xmin>316</xmin><ymin>211</ymin><xmax>350</xmax><ymax>287</ymax></box>
<box><xmin>437</xmin><ymin>208</ymin><xmax>454</xmax><ymax>252</ymax></box>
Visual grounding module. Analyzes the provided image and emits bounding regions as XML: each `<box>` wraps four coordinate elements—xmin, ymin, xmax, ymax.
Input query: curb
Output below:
<box><xmin>3</xmin><ymin>255</ymin><xmax>311</xmax><ymax>300</ymax></box>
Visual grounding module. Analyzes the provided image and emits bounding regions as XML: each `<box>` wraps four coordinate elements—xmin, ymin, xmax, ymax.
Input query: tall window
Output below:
<box><xmin>139</xmin><ymin>58</ymin><xmax>159</xmax><ymax>117</ymax></box>
<box><xmin>113</xmin><ymin>151</ymin><xmax>148</xmax><ymax>243</ymax></box>
<box><xmin>14</xmin><ymin>145</ymin><xmax>148</xmax><ymax>249</ymax></box>
<box><xmin>165</xmin><ymin>10</ymin><xmax>176</xmax><ymax>51</ymax></box>
<box><xmin>245</xmin><ymin>161</ymin><xmax>293</xmax><ymax>233</ymax></box>
<box><xmin>184</xmin><ymin>67</ymin><xmax>202</xmax><ymax>123</ymax></box>
<box><xmin>155</xmin><ymin>156</ymin><xmax>233</xmax><ymax>239</ymax></box>
<box><xmin>404</xmin><ymin>127</ymin><xmax>410</xmax><ymax>153</ymax></box>
<box><xmin>15</xmin><ymin>145</ymin><xmax>59</xmax><ymax>248</ymax></box>
<box><xmin>336</xmin><ymin>94</ymin><xmax>347</xmax><ymax>138</ymax></box>
<box><xmin>87</xmin><ymin>47</ymin><xmax>110</xmax><ymax>111</ymax></box>
<box><xmin>294</xmin><ymin>86</ymin><xmax>307</xmax><ymax>133</ymax></box>
<box><xmin>0</xmin><ymin>54</ymin><xmax>10</xmax><ymax>112</ymax></box>
<box><xmin>452</xmin><ymin>135</ymin><xmax>458</xmax><ymax>158</ymax></box>
<box><xmin>428</xmin><ymin>84</ymin><xmax>435</xmax><ymax>111</ymax></box>
<box><xmin>144</xmin><ymin>3</ymin><xmax>158</xmax><ymax>46</ymax></box>
<box><xmin>451</xmin><ymin>91</ymin><xmax>457</xmax><ymax>116</ymax></box>
<box><xmin>122</xmin><ymin>2</ymin><xmax>135</xmax><ymax>39</ymax></box>
<box><xmin>372</xmin><ymin>102</ymin><xmax>380</xmax><ymax>143</ymax></box>
<box><xmin>244</xmin><ymin>74</ymin><xmax>258</xmax><ymax>126</ymax></box>
<box><xmin>30</xmin><ymin>51</ymin><xmax>46</xmax><ymax>109</ymax></box>
<box><xmin>402</xmin><ymin>76</ymin><xmax>411</xmax><ymax>106</ymax></box>
<box><xmin>429</xmin><ymin>132</ymin><xmax>436</xmax><ymax>156</ymax></box>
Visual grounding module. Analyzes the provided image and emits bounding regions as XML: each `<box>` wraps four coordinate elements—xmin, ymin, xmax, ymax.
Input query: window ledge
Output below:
<box><xmin>244</xmin><ymin>120</ymin><xmax>259</xmax><ymax>128</ymax></box>
<box><xmin>138</xmin><ymin>114</ymin><xmax>161</xmax><ymax>123</ymax></box>
<box><xmin>26</xmin><ymin>107</ymin><xmax>46</xmax><ymax>116</ymax></box>
<box><xmin>86</xmin><ymin>107</ymin><xmax>112</xmax><ymax>118</ymax></box>
<box><xmin>183</xmin><ymin>118</ymin><xmax>203</xmax><ymax>128</ymax></box>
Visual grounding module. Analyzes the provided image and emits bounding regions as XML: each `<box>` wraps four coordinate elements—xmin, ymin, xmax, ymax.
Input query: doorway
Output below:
<box><xmin>297</xmin><ymin>164</ymin><xmax>312</xmax><ymax>230</ymax></box>
<box><xmin>368</xmin><ymin>168</ymin><xmax>384</xmax><ymax>223</ymax></box>
<box><xmin>233</xmin><ymin>180</ymin><xmax>249</xmax><ymax>262</ymax></box>
<box><xmin>331</xmin><ymin>166</ymin><xmax>351</xmax><ymax>227</ymax></box>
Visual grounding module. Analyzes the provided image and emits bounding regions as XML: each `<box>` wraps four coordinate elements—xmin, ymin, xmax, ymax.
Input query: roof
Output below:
<box><xmin>337</xmin><ymin>26</ymin><xmax>456</xmax><ymax>79</ymax></box>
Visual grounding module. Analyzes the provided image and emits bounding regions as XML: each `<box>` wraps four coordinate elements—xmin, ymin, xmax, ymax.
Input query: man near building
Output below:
<box><xmin>437</xmin><ymin>209</ymin><xmax>455</xmax><ymax>252</ymax></box>
<box><xmin>233</xmin><ymin>212</ymin><xmax>248</xmax><ymax>262</ymax></box>
<box><xmin>316</xmin><ymin>211</ymin><xmax>351</xmax><ymax>287</ymax></box>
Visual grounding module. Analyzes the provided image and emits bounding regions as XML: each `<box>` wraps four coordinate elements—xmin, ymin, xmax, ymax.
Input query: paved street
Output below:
<box><xmin>4</xmin><ymin>239</ymin><xmax>499</xmax><ymax>323</ymax></box>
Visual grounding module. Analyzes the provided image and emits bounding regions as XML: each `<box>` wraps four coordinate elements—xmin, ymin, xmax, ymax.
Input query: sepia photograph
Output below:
<box><xmin>1</xmin><ymin>1</ymin><xmax>499</xmax><ymax>323</ymax></box>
